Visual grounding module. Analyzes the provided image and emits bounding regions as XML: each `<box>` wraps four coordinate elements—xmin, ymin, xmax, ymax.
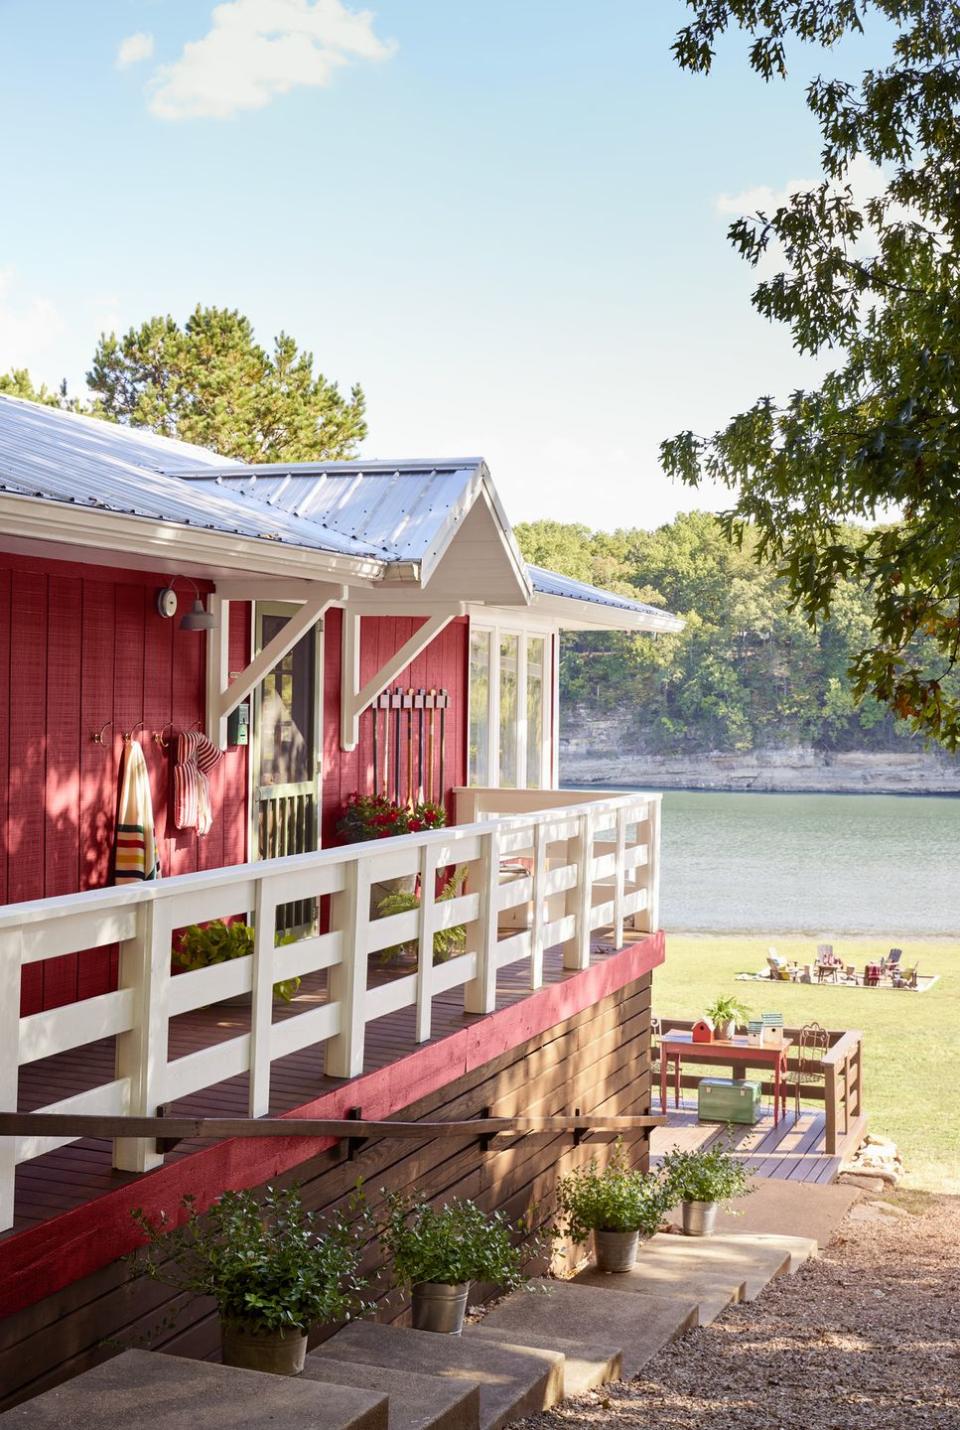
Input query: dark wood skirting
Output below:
<box><xmin>0</xmin><ymin>939</ymin><xmax>658</xmax><ymax>1412</ymax></box>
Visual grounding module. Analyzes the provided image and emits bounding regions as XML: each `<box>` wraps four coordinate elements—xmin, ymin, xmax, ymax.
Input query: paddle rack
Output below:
<box><xmin>370</xmin><ymin>686</ymin><xmax>451</xmax><ymax>805</ymax></box>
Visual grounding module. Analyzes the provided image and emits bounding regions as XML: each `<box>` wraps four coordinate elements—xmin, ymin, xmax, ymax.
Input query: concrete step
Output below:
<box><xmin>642</xmin><ymin>1231</ymin><xmax>797</xmax><ymax>1299</ymax></box>
<box><xmin>573</xmin><ymin>1256</ymin><xmax>746</xmax><ymax>1327</ymax></box>
<box><xmin>317</xmin><ymin>1320</ymin><xmax>563</xmax><ymax>1430</ymax></box>
<box><xmin>464</xmin><ymin>1323</ymin><xmax>621</xmax><ymax>1398</ymax></box>
<box><xmin>302</xmin><ymin>1354</ymin><xmax>480</xmax><ymax>1430</ymax></box>
<box><xmin>710</xmin><ymin>1177</ymin><xmax>860</xmax><ymax>1248</ymax></box>
<box><xmin>470</xmin><ymin>1278</ymin><xmax>697</xmax><ymax>1379</ymax></box>
<box><xmin>0</xmin><ymin>1349</ymin><xmax>388</xmax><ymax>1429</ymax></box>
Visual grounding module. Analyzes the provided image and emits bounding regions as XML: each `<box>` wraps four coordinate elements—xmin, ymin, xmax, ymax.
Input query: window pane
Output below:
<box><xmin>469</xmin><ymin>629</ymin><xmax>491</xmax><ymax>785</ymax></box>
<box><xmin>499</xmin><ymin>633</ymin><xmax>519</xmax><ymax>788</ymax></box>
<box><xmin>526</xmin><ymin>636</ymin><xmax>545</xmax><ymax>789</ymax></box>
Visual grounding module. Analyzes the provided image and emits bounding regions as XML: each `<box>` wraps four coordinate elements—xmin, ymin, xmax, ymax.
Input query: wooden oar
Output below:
<box><xmin>426</xmin><ymin>688</ymin><xmax>437</xmax><ymax>802</ymax></box>
<box><xmin>406</xmin><ymin>687</ymin><xmax>415</xmax><ymax>807</ymax></box>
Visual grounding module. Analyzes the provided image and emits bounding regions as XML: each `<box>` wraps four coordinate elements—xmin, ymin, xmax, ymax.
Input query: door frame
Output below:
<box><xmin>249</xmin><ymin>601</ymin><xmax>325</xmax><ymax>860</ymax></box>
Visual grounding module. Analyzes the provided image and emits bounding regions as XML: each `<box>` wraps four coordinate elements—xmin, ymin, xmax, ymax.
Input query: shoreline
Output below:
<box><xmin>568</xmin><ymin>781</ymin><xmax>960</xmax><ymax>801</ymax></box>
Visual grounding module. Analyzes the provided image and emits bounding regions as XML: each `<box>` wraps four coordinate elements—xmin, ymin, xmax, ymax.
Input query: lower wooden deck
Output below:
<box><xmin>7</xmin><ymin>936</ymin><xmax>644</xmax><ymax>1240</ymax></box>
<box><xmin>651</xmin><ymin>1098</ymin><xmax>864</xmax><ymax>1184</ymax></box>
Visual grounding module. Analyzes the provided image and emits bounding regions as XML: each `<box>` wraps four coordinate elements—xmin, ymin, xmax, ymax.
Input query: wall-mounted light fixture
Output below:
<box><xmin>156</xmin><ymin>577</ymin><xmax>217</xmax><ymax>632</ymax></box>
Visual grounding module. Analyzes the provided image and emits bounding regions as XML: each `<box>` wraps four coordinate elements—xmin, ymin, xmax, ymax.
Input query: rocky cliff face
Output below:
<box><xmin>560</xmin><ymin>710</ymin><xmax>960</xmax><ymax>794</ymax></box>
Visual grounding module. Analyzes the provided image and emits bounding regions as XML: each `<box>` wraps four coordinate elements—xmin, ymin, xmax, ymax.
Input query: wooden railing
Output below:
<box><xmin>0</xmin><ymin>789</ymin><xmax>661</xmax><ymax>1230</ymax></box>
<box><xmin>656</xmin><ymin>1018</ymin><xmax>864</xmax><ymax>1155</ymax></box>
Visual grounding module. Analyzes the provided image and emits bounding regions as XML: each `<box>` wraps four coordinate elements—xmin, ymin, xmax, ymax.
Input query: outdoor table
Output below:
<box><xmin>659</xmin><ymin>1030</ymin><xmax>793</xmax><ymax>1126</ymax></box>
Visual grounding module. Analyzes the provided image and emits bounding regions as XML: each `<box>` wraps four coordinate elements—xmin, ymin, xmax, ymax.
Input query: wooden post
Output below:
<box><xmin>114</xmin><ymin>899</ymin><xmax>170</xmax><ymax>1173</ymax></box>
<box><xmin>464</xmin><ymin>828</ymin><xmax>499</xmax><ymax>1015</ymax></box>
<box><xmin>634</xmin><ymin>799</ymin><xmax>661</xmax><ymax>933</ymax></box>
<box><xmin>325</xmin><ymin>859</ymin><xmax>371</xmax><ymax>1079</ymax></box>
<box><xmin>612</xmin><ymin>806</ymin><xmax>626</xmax><ymax>949</ymax></box>
<box><xmin>0</xmin><ymin>929</ymin><xmax>22</xmax><ymax>1230</ymax></box>
<box><xmin>823</xmin><ymin>1058</ymin><xmax>838</xmax><ymax>1155</ymax></box>
<box><xmin>415</xmin><ymin>843</ymin><xmax>438</xmax><ymax>1042</ymax></box>
<box><xmin>530</xmin><ymin>821</ymin><xmax>547</xmax><ymax>989</ymax></box>
<box><xmin>248</xmin><ymin>879</ymin><xmax>277</xmax><ymax>1117</ymax></box>
<box><xmin>569</xmin><ymin>810</ymin><xmax>594</xmax><ymax>971</ymax></box>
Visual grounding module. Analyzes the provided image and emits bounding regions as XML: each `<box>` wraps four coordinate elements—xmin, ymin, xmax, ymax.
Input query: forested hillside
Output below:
<box><xmin>516</xmin><ymin>513</ymin><xmax>958</xmax><ymax>755</ymax></box>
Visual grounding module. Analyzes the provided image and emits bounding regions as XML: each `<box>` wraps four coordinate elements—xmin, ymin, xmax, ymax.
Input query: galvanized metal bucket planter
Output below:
<box><xmin>594</xmin><ymin>1228</ymin><xmax>640</xmax><ymax>1272</ymax></box>
<box><xmin>682</xmin><ymin>1199</ymin><xmax>719</xmax><ymax>1237</ymax></box>
<box><xmin>221</xmin><ymin>1321</ymin><xmax>308</xmax><ymax>1375</ymax></box>
<box><xmin>411</xmin><ymin>1280</ymin><xmax>470</xmax><ymax>1334</ymax></box>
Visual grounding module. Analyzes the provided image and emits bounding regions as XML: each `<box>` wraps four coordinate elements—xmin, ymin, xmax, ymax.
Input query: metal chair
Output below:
<box><xmin>789</xmin><ymin>1022</ymin><xmax>830</xmax><ymax>1117</ymax></box>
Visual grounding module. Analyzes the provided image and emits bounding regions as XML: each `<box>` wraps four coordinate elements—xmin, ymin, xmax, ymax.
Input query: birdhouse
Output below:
<box><xmin>691</xmin><ymin>1018</ymin><xmax>715</xmax><ymax>1044</ymax></box>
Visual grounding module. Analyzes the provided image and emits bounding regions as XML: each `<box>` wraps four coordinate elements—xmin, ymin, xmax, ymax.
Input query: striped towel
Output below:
<box><xmin>114</xmin><ymin>739</ymin><xmax>161</xmax><ymax>883</ymax></box>
<box><xmin>173</xmin><ymin>730</ymin><xmax>223</xmax><ymax>836</ymax></box>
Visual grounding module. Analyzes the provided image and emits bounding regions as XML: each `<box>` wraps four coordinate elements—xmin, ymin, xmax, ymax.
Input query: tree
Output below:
<box><xmin>87</xmin><ymin>306</ymin><xmax>366</xmax><ymax>462</ymax></box>
<box><xmin>0</xmin><ymin>368</ymin><xmax>73</xmax><ymax>408</ymax></box>
<box><xmin>663</xmin><ymin>2</ymin><xmax>960</xmax><ymax>748</ymax></box>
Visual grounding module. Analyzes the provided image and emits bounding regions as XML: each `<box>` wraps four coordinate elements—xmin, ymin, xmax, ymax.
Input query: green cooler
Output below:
<box><xmin>697</xmin><ymin>1077</ymin><xmax>761</xmax><ymax>1125</ymax></box>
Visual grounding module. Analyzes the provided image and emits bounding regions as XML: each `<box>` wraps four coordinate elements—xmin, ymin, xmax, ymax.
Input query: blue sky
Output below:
<box><xmin>0</xmin><ymin>1</ymin><xmax>891</xmax><ymax>529</ymax></box>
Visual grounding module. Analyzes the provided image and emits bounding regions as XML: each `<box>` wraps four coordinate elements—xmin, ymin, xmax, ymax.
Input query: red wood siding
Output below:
<box><xmin>321</xmin><ymin>608</ymin><xmax>469</xmax><ymax>843</ymax></box>
<box><xmin>0</xmin><ymin>553</ymin><xmax>249</xmax><ymax>1015</ymax></box>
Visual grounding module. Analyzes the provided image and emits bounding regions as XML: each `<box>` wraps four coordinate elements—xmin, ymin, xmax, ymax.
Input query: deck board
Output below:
<box><xmin>651</xmin><ymin>1098</ymin><xmax>845</xmax><ymax>1184</ymax></box>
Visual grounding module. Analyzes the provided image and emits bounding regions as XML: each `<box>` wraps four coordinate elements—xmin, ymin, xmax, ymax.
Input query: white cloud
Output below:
<box><xmin>0</xmin><ymin>269</ymin><xmax>66</xmax><ymax>375</ymax></box>
<box><xmin>716</xmin><ymin>154</ymin><xmax>890</xmax><ymax>219</ymax></box>
<box><xmin>147</xmin><ymin>0</ymin><xmax>396</xmax><ymax>121</ymax></box>
<box><xmin>116</xmin><ymin>32</ymin><xmax>156</xmax><ymax>69</ymax></box>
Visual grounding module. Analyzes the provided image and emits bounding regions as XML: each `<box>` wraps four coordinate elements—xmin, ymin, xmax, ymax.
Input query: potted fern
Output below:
<box><xmin>555</xmin><ymin>1142</ymin><xmax>669</xmax><ymax>1273</ymax></box>
<box><xmin>131</xmin><ymin>1186</ymin><xmax>371</xmax><ymax>1375</ymax></box>
<box><xmin>660</xmin><ymin>1143</ymin><xmax>751</xmax><ymax>1237</ymax></box>
<box><xmin>380</xmin><ymin>1192</ymin><xmax>526</xmax><ymax>1334</ymax></box>
<box><xmin>703</xmin><ymin>994</ymin><xmax>751</xmax><ymax>1041</ymax></box>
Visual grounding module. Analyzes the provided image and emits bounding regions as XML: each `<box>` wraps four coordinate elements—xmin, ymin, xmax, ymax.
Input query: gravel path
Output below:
<box><xmin>514</xmin><ymin>1191</ymin><xmax>960</xmax><ymax>1430</ymax></box>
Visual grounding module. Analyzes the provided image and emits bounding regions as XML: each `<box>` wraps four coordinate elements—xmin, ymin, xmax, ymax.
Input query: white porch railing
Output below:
<box><xmin>0</xmin><ymin>789</ymin><xmax>660</xmax><ymax>1230</ymax></box>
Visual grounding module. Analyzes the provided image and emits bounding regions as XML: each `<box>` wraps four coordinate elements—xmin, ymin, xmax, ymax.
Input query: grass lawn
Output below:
<box><xmin>654</xmin><ymin>936</ymin><xmax>959</xmax><ymax>1194</ymax></box>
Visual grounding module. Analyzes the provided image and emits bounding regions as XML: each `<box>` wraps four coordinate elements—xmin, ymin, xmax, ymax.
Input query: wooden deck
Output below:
<box><xmin>651</xmin><ymin>1098</ymin><xmax>864</xmax><ymax>1185</ymax></box>
<box><xmin>7</xmin><ymin>936</ymin><xmax>644</xmax><ymax>1241</ymax></box>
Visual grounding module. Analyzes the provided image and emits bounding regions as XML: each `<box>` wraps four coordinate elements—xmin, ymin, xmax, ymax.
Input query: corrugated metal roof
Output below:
<box><xmin>0</xmin><ymin>396</ymin><xmax>385</xmax><ymax>561</ymax></box>
<box><xmin>529</xmin><ymin>563</ymin><xmax>680</xmax><ymax>623</ymax></box>
<box><xmin>182</xmin><ymin>460</ymin><xmax>485</xmax><ymax>563</ymax></box>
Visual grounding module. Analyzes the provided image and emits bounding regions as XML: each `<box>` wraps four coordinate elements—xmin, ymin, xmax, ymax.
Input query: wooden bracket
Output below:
<box><xmin>154</xmin><ymin>1104</ymin><xmax>183</xmax><ymax>1156</ymax></box>
<box><xmin>205</xmin><ymin>583</ymin><xmax>346</xmax><ymax>748</ymax></box>
<box><xmin>340</xmin><ymin>607</ymin><xmax>461</xmax><ymax>751</ymax></box>
<box><xmin>345</xmin><ymin>1106</ymin><xmax>367</xmax><ymax>1162</ymax></box>
<box><xmin>478</xmin><ymin>1105</ymin><xmax>496</xmax><ymax>1154</ymax></box>
<box><xmin>572</xmin><ymin>1105</ymin><xmax>586</xmax><ymax>1148</ymax></box>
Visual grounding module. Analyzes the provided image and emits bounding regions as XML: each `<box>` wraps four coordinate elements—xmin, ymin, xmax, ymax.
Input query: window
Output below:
<box><xmin>468</xmin><ymin>622</ymin><xmax>552</xmax><ymax>788</ymax></box>
<box><xmin>526</xmin><ymin>635</ymin><xmax>545</xmax><ymax>789</ymax></box>
<box><xmin>498</xmin><ymin>633</ymin><xmax>519</xmax><ymax>787</ymax></box>
<box><xmin>469</xmin><ymin>629</ymin><xmax>491</xmax><ymax>786</ymax></box>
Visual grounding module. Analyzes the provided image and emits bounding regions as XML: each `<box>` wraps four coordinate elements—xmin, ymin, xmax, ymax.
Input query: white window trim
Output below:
<box><xmin>468</xmin><ymin>617</ymin><xmax>555</xmax><ymax>790</ymax></box>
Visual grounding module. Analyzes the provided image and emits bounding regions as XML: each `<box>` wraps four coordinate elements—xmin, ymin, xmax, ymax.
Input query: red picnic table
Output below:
<box><xmin>659</xmin><ymin>1029</ymin><xmax>793</xmax><ymax>1126</ymax></box>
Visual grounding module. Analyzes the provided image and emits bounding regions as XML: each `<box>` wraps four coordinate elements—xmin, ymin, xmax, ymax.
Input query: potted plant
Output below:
<box><xmin>173</xmin><ymin>919</ymin><xmax>299</xmax><ymax>1005</ymax></box>
<box><xmin>380</xmin><ymin>1192</ymin><xmax>526</xmax><ymax>1334</ymax></box>
<box><xmin>375</xmin><ymin>866</ymin><xmax>468</xmax><ymax>966</ymax></box>
<box><xmin>336</xmin><ymin>794</ymin><xmax>447</xmax><ymax>915</ymax></box>
<box><xmin>555</xmin><ymin>1141</ymin><xmax>669</xmax><ymax>1273</ymax></box>
<box><xmin>131</xmin><ymin>1186</ymin><xmax>371</xmax><ymax>1375</ymax></box>
<box><xmin>660</xmin><ymin>1143</ymin><xmax>752</xmax><ymax>1237</ymax></box>
<box><xmin>703</xmin><ymin>994</ymin><xmax>751</xmax><ymax>1041</ymax></box>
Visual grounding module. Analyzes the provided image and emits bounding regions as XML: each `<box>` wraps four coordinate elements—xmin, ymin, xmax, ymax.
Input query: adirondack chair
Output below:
<box><xmin>767</xmin><ymin>948</ymin><xmax>791</xmax><ymax>981</ymax></box>
<box><xmin>882</xmin><ymin>948</ymin><xmax>903</xmax><ymax>976</ymax></box>
<box><xmin>815</xmin><ymin>944</ymin><xmax>840</xmax><ymax>983</ymax></box>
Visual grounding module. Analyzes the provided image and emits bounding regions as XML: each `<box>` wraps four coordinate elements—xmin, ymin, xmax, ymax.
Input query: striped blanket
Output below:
<box><xmin>173</xmin><ymin>730</ymin><xmax>223</xmax><ymax>836</ymax></box>
<box><xmin>114</xmin><ymin>738</ymin><xmax>161</xmax><ymax>883</ymax></box>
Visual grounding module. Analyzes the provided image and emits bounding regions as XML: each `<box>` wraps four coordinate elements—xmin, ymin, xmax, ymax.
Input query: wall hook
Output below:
<box><xmin>91</xmin><ymin>720</ymin><xmax>115</xmax><ymax>744</ymax></box>
<box><xmin>123</xmin><ymin>720</ymin><xmax>145</xmax><ymax>744</ymax></box>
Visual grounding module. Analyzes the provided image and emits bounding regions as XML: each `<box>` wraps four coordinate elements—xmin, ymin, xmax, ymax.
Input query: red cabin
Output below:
<box><xmin>0</xmin><ymin>395</ymin><xmax>681</xmax><ymax>1405</ymax></box>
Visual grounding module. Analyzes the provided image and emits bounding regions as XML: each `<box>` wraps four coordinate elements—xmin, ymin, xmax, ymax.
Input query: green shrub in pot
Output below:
<box><xmin>173</xmin><ymin>919</ymin><xmax>300</xmax><ymax>1003</ymax></box>
<box><xmin>660</xmin><ymin>1142</ymin><xmax>752</xmax><ymax>1237</ymax></box>
<box><xmin>131</xmin><ymin>1185</ymin><xmax>371</xmax><ymax>1374</ymax></box>
<box><xmin>555</xmin><ymin>1141</ymin><xmax>669</xmax><ymax>1272</ymax></box>
<box><xmin>374</xmin><ymin>866</ymin><xmax>468</xmax><ymax>966</ymax></box>
<box><xmin>380</xmin><ymin>1192</ymin><xmax>527</xmax><ymax>1334</ymax></box>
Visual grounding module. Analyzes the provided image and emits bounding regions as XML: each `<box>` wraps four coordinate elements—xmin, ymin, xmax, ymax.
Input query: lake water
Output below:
<box><xmin>654</xmin><ymin>790</ymin><xmax>960</xmax><ymax>935</ymax></box>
